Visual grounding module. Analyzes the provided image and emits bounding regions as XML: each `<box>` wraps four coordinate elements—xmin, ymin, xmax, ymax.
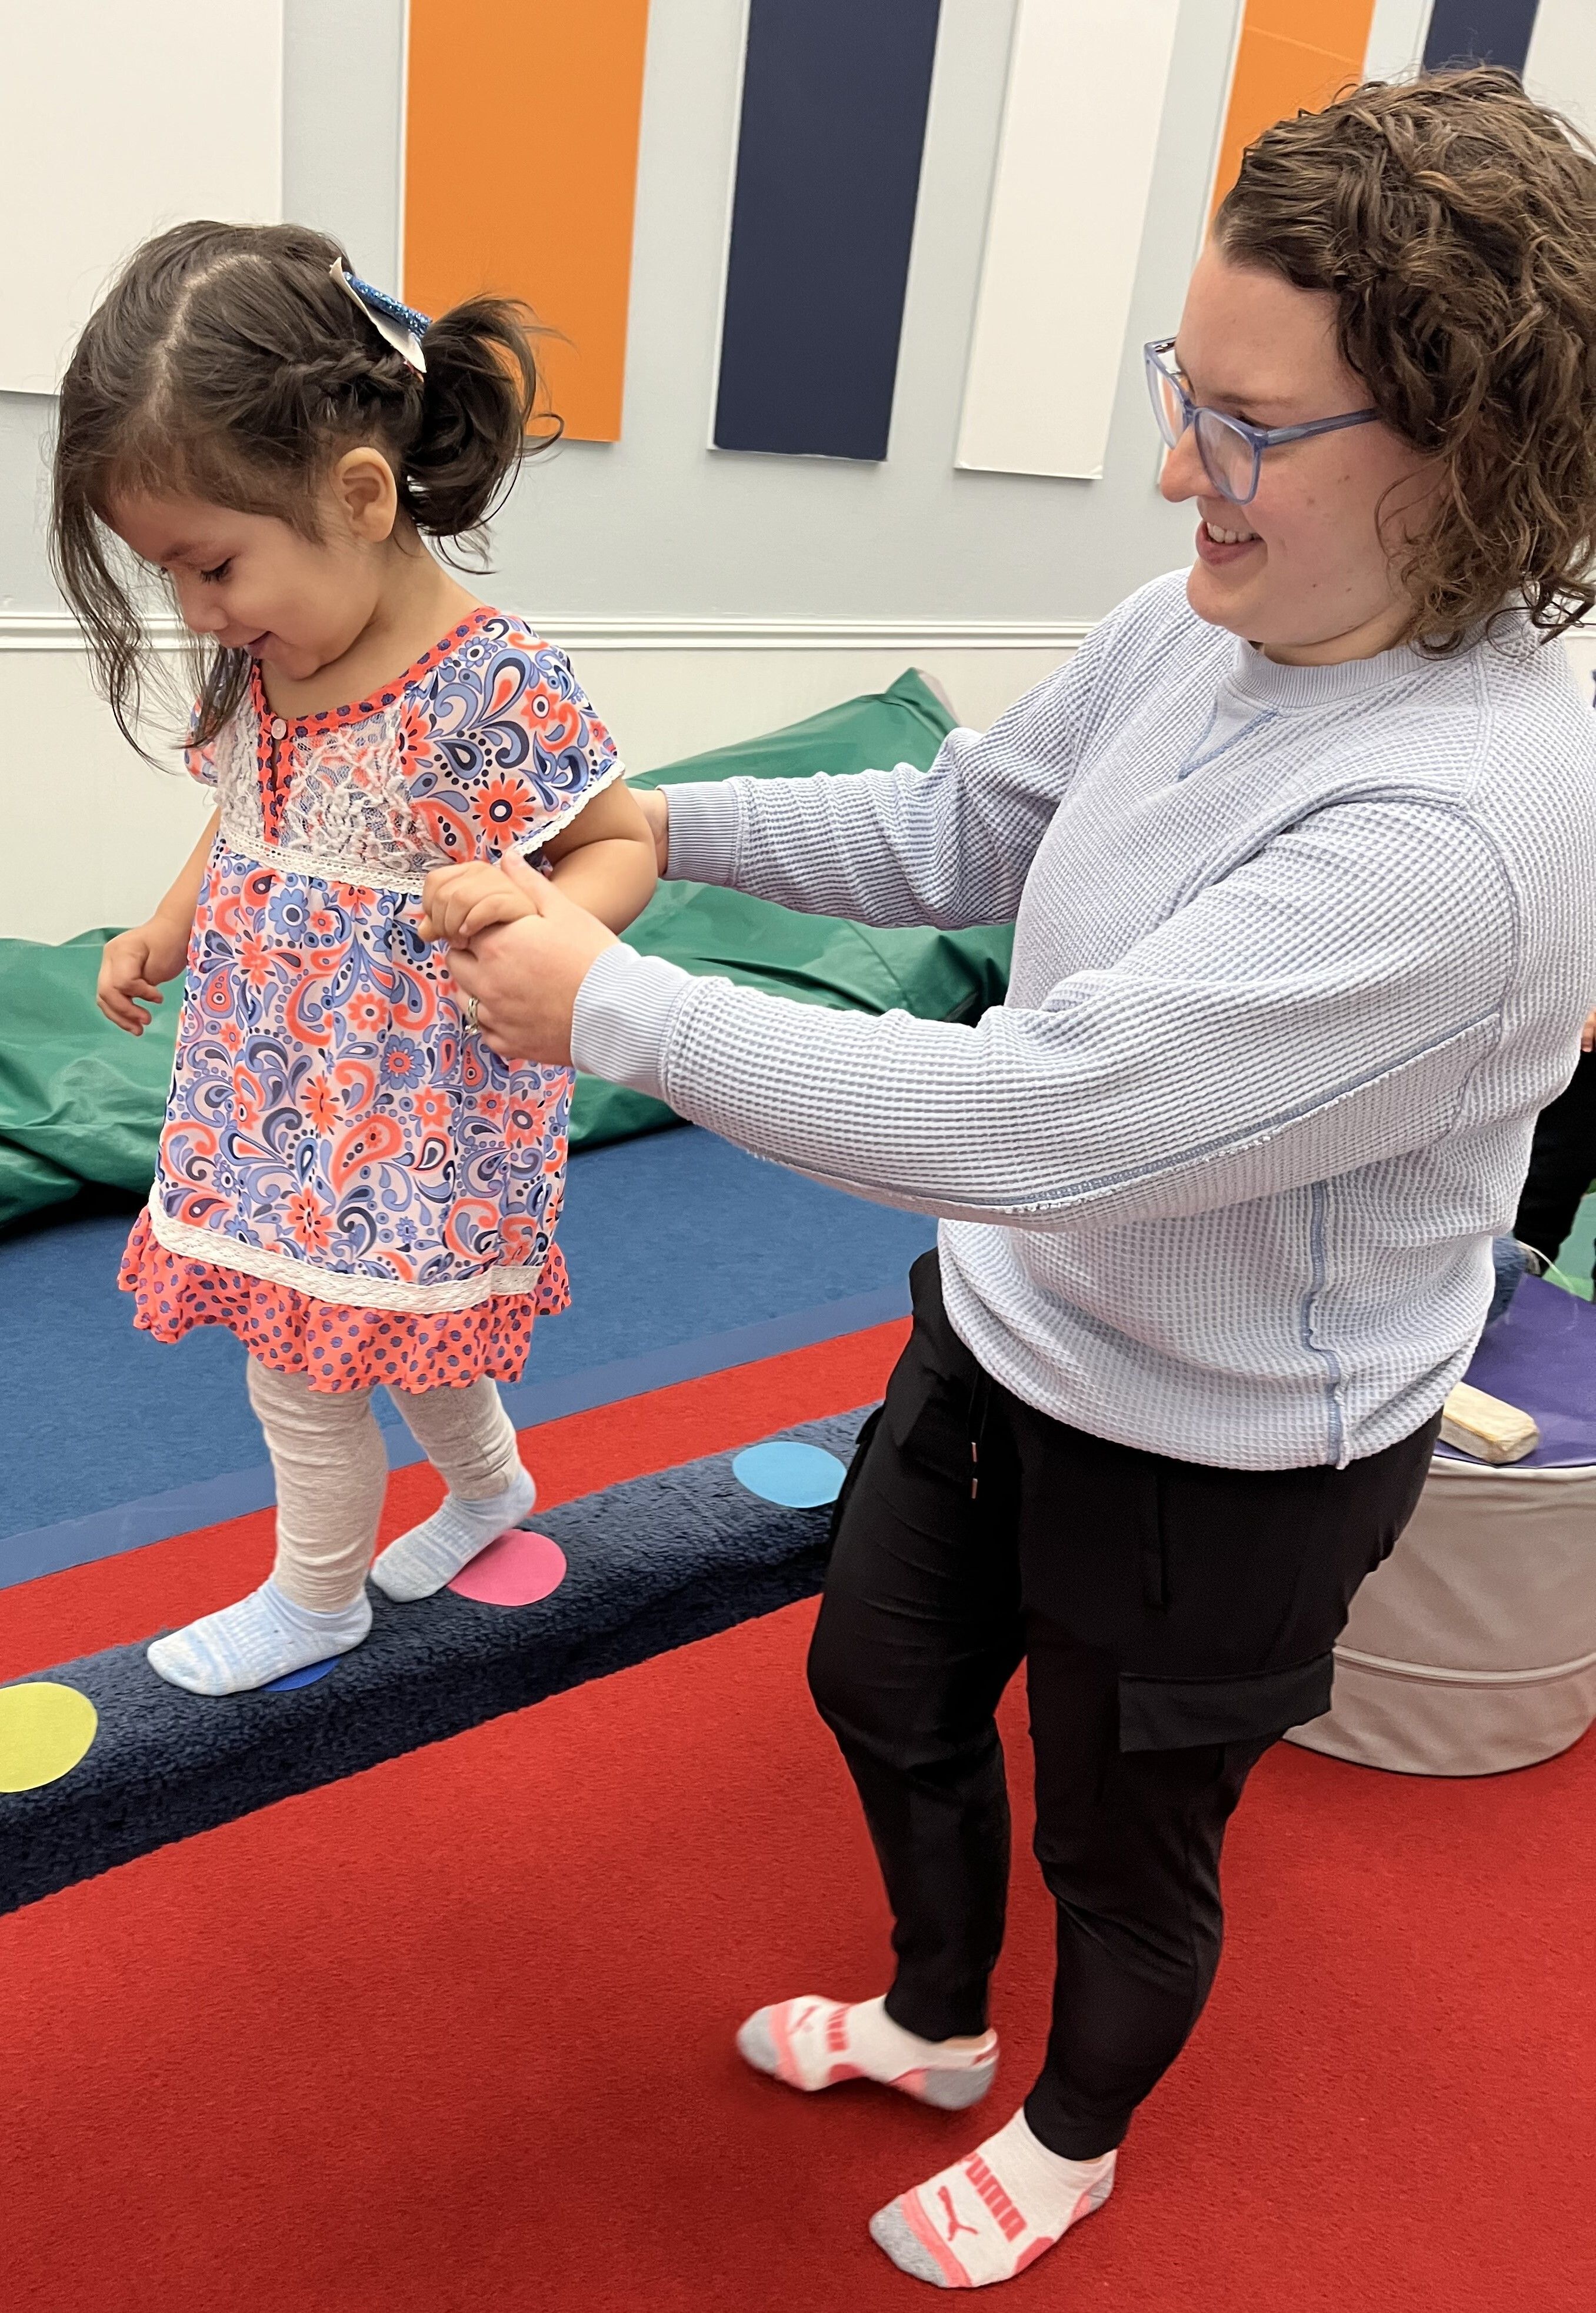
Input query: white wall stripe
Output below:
<box><xmin>954</xmin><ymin>0</ymin><xmax>1182</xmax><ymax>482</ymax></box>
<box><xmin>1363</xmin><ymin>0</ymin><xmax>1435</xmax><ymax>79</ymax></box>
<box><xmin>0</xmin><ymin>3</ymin><xmax>283</xmax><ymax>396</ymax></box>
<box><xmin>1524</xmin><ymin>0</ymin><xmax>1596</xmax><ymax>141</ymax></box>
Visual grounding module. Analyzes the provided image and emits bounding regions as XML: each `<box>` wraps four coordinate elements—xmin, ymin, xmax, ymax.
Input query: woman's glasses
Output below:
<box><xmin>1144</xmin><ymin>339</ymin><xmax>1377</xmax><ymax>506</ymax></box>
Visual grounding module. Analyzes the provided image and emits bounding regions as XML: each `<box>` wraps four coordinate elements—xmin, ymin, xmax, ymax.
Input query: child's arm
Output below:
<box><xmin>419</xmin><ymin>787</ymin><xmax>655</xmax><ymax>948</ymax></box>
<box><xmin>538</xmin><ymin>780</ymin><xmax>657</xmax><ymax>930</ymax></box>
<box><xmin>97</xmin><ymin>808</ymin><xmax>219</xmax><ymax>1035</ymax></box>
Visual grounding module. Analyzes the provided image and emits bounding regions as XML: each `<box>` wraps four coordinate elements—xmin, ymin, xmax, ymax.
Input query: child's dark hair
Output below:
<box><xmin>51</xmin><ymin>220</ymin><xmax>559</xmax><ymax>754</ymax></box>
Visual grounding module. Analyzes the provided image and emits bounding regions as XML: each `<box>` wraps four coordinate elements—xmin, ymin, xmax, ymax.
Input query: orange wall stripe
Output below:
<box><xmin>1208</xmin><ymin>0</ymin><xmax>1378</xmax><ymax>218</ymax></box>
<box><xmin>403</xmin><ymin>0</ymin><xmax>651</xmax><ymax>444</ymax></box>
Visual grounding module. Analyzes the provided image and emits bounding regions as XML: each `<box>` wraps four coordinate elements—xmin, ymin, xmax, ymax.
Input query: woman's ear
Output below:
<box><xmin>332</xmin><ymin>446</ymin><xmax>399</xmax><ymax>544</ymax></box>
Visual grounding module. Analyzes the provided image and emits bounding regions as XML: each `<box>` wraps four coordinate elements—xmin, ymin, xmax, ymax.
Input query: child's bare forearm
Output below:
<box><xmin>545</xmin><ymin>835</ymin><xmax>657</xmax><ymax>931</ymax></box>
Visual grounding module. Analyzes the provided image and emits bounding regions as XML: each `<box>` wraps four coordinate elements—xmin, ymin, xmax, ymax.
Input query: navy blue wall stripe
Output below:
<box><xmin>1423</xmin><ymin>0</ymin><xmax>1541</xmax><ymax>72</ymax></box>
<box><xmin>0</xmin><ymin>1281</ymin><xmax>909</xmax><ymax>1591</ymax></box>
<box><xmin>713</xmin><ymin>0</ymin><xmax>942</xmax><ymax>461</ymax></box>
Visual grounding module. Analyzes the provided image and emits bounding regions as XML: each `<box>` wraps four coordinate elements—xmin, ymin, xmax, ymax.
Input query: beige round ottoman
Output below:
<box><xmin>1288</xmin><ymin>1454</ymin><xmax>1596</xmax><ymax>1776</ymax></box>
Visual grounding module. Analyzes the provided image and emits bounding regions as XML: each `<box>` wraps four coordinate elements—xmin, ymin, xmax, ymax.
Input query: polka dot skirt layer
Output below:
<box><xmin>119</xmin><ymin>1210</ymin><xmax>567</xmax><ymax>1395</ymax></box>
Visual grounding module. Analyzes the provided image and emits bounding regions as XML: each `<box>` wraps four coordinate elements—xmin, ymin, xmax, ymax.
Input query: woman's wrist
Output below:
<box><xmin>569</xmin><ymin>942</ymin><xmax>692</xmax><ymax>1099</ymax></box>
<box><xmin>655</xmin><ymin>781</ymin><xmax>741</xmax><ymax>886</ymax></box>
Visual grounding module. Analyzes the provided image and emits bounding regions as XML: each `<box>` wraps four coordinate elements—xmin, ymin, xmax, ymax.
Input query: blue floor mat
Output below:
<box><xmin>0</xmin><ymin>1128</ymin><xmax>932</xmax><ymax>1550</ymax></box>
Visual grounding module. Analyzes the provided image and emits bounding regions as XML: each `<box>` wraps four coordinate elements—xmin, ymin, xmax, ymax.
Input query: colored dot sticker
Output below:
<box><xmin>732</xmin><ymin>1441</ymin><xmax>847</xmax><ymax>1509</ymax></box>
<box><xmin>449</xmin><ymin>1527</ymin><xmax>568</xmax><ymax>1608</ymax></box>
<box><xmin>0</xmin><ymin>1681</ymin><xmax>98</xmax><ymax>1793</ymax></box>
<box><xmin>262</xmin><ymin>1657</ymin><xmax>343</xmax><ymax>1694</ymax></box>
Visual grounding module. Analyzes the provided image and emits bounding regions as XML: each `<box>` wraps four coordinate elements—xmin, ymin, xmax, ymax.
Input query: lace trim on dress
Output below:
<box><xmin>217</xmin><ymin>750</ymin><xmax>631</xmax><ymax>894</ymax></box>
<box><xmin>218</xmin><ymin>819</ymin><xmax>430</xmax><ymax>895</ymax></box>
<box><xmin>146</xmin><ymin>1191</ymin><xmax>548</xmax><ymax>1312</ymax></box>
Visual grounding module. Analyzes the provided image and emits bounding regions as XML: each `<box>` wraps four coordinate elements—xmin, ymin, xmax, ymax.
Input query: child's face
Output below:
<box><xmin>109</xmin><ymin>458</ymin><xmax>396</xmax><ymax>684</ymax></box>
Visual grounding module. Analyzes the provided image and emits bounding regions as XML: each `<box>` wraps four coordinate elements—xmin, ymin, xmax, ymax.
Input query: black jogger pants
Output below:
<box><xmin>808</xmin><ymin>1252</ymin><xmax>1439</xmax><ymax>2161</ymax></box>
<box><xmin>1514</xmin><ymin>1042</ymin><xmax>1596</xmax><ymax>1288</ymax></box>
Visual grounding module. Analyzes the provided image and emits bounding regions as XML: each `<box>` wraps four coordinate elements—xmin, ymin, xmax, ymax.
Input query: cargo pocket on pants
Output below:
<box><xmin>1117</xmin><ymin>1654</ymin><xmax>1335</xmax><ymax>1752</ymax></box>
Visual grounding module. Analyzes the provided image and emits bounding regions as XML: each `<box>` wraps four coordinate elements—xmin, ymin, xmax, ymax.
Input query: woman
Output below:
<box><xmin>438</xmin><ymin>72</ymin><xmax>1596</xmax><ymax>2291</ymax></box>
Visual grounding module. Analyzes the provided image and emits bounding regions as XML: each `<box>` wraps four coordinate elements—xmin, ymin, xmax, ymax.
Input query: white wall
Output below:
<box><xmin>0</xmin><ymin>0</ymin><xmax>1247</xmax><ymax>938</ymax></box>
<box><xmin>18</xmin><ymin>0</ymin><xmax>1595</xmax><ymax>939</ymax></box>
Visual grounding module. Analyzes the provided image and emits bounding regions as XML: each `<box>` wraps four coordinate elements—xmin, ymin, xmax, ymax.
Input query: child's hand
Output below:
<box><xmin>418</xmin><ymin>859</ymin><xmax>545</xmax><ymax>946</ymax></box>
<box><xmin>98</xmin><ymin>921</ymin><xmax>190</xmax><ymax>1034</ymax></box>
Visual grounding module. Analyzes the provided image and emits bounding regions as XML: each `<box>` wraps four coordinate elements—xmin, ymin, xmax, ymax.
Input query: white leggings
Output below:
<box><xmin>246</xmin><ymin>1359</ymin><xmax>524</xmax><ymax>1611</ymax></box>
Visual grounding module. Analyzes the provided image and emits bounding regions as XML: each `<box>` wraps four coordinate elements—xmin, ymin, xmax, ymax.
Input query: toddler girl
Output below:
<box><xmin>52</xmin><ymin>222</ymin><xmax>655</xmax><ymax>1695</ymax></box>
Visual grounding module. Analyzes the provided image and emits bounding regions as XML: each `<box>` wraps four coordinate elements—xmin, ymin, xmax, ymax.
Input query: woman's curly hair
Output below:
<box><xmin>1215</xmin><ymin>67</ymin><xmax>1596</xmax><ymax>652</ymax></box>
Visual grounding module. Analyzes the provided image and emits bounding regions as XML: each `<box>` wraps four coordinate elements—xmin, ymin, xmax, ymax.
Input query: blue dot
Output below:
<box><xmin>732</xmin><ymin>1441</ymin><xmax>847</xmax><ymax>1509</ymax></box>
<box><xmin>262</xmin><ymin>1656</ymin><xmax>342</xmax><ymax>1693</ymax></box>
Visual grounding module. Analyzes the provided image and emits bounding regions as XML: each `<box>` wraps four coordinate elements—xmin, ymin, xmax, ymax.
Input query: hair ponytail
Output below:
<box><xmin>405</xmin><ymin>294</ymin><xmax>560</xmax><ymax>554</ymax></box>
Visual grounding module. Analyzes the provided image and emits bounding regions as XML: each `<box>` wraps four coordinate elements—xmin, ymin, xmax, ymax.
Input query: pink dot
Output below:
<box><xmin>448</xmin><ymin>1528</ymin><xmax>567</xmax><ymax>1607</ymax></box>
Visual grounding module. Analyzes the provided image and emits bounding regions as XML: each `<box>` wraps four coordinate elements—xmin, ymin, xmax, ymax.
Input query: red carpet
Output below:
<box><xmin>0</xmin><ymin>1320</ymin><xmax>907</xmax><ymax>1683</ymax></box>
<box><xmin>1</xmin><ymin>1596</ymin><xmax>1590</xmax><ymax>2311</ymax></box>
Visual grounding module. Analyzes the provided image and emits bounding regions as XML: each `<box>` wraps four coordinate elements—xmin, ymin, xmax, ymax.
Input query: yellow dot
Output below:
<box><xmin>0</xmin><ymin>1682</ymin><xmax>98</xmax><ymax>1793</ymax></box>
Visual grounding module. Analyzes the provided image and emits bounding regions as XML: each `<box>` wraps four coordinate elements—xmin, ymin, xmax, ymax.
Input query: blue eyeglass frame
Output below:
<box><xmin>1144</xmin><ymin>338</ymin><xmax>1378</xmax><ymax>505</ymax></box>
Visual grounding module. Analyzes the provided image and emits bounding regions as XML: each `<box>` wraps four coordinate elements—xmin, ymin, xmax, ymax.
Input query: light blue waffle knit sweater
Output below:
<box><xmin>574</xmin><ymin>573</ymin><xmax>1596</xmax><ymax>1468</ymax></box>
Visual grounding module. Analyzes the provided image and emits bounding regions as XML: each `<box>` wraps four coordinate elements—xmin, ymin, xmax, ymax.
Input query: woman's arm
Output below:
<box><xmin>97</xmin><ymin>807</ymin><xmax>219</xmax><ymax>1034</ymax></box>
<box><xmin>637</xmin><ymin>588</ymin><xmax>1165</xmax><ymax>932</ymax></box>
<box><xmin>568</xmin><ymin>799</ymin><xmax>1526</xmax><ymax>1228</ymax></box>
<box><xmin>649</xmin><ymin>708</ymin><xmax>1067</xmax><ymax>935</ymax></box>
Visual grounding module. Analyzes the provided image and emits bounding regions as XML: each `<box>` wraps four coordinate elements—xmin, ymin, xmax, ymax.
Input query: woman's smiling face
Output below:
<box><xmin>1161</xmin><ymin>245</ymin><xmax>1441</xmax><ymax>666</ymax></box>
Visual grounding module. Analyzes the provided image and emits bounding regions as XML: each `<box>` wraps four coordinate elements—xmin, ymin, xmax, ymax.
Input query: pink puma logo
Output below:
<box><xmin>964</xmin><ymin>2154</ymin><xmax>1027</xmax><ymax>2244</ymax></box>
<box><xmin>792</xmin><ymin>2004</ymin><xmax>820</xmax><ymax>2035</ymax></box>
<box><xmin>938</xmin><ymin>2187</ymin><xmax>979</xmax><ymax>2244</ymax></box>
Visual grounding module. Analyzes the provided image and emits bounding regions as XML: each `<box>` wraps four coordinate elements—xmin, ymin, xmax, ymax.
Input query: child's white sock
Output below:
<box><xmin>146</xmin><ymin>1578</ymin><xmax>372</xmax><ymax>1697</ymax></box>
<box><xmin>737</xmin><ymin>1994</ymin><xmax>998</xmax><ymax>2110</ymax></box>
<box><xmin>369</xmin><ymin>1466</ymin><xmax>537</xmax><ymax>1601</ymax></box>
<box><xmin>869</xmin><ymin>2107</ymin><xmax>1115</xmax><ymax>2289</ymax></box>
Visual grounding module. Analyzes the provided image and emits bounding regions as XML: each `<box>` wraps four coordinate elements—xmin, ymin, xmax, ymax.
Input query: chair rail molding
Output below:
<box><xmin>0</xmin><ymin>611</ymin><xmax>1095</xmax><ymax>656</ymax></box>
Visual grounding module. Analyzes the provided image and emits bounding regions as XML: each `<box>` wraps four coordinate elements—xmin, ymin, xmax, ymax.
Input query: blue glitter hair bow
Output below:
<box><xmin>330</xmin><ymin>259</ymin><xmax>431</xmax><ymax>374</ymax></box>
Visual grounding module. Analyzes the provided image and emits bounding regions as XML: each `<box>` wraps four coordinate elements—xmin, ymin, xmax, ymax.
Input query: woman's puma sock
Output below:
<box><xmin>868</xmin><ymin>2107</ymin><xmax>1116</xmax><ymax>2288</ymax></box>
<box><xmin>736</xmin><ymin>1995</ymin><xmax>997</xmax><ymax>2109</ymax></box>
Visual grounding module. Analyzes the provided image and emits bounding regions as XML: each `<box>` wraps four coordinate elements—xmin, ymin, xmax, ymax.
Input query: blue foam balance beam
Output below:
<box><xmin>0</xmin><ymin>1411</ymin><xmax>865</xmax><ymax>1917</ymax></box>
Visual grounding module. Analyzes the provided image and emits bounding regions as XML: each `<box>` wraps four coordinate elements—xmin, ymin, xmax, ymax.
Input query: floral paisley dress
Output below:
<box><xmin>120</xmin><ymin>607</ymin><xmax>622</xmax><ymax>1392</ymax></box>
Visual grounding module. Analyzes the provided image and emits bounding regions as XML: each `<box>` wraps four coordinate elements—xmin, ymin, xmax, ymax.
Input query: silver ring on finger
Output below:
<box><xmin>464</xmin><ymin>994</ymin><xmax>481</xmax><ymax>1035</ymax></box>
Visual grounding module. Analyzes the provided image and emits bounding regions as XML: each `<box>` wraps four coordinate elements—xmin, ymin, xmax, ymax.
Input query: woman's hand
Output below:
<box><xmin>97</xmin><ymin>919</ymin><xmax>191</xmax><ymax>1034</ymax></box>
<box><xmin>637</xmin><ymin>785</ymin><xmax>669</xmax><ymax>878</ymax></box>
<box><xmin>417</xmin><ymin>860</ymin><xmax>545</xmax><ymax>946</ymax></box>
<box><xmin>1582</xmin><ymin>1004</ymin><xmax>1596</xmax><ymax>1054</ymax></box>
<box><xmin>446</xmin><ymin>855</ymin><xmax>618</xmax><ymax>1066</ymax></box>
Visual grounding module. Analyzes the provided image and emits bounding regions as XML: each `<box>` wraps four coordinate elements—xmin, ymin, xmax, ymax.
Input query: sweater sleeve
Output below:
<box><xmin>655</xmin><ymin>606</ymin><xmax>1138</xmax><ymax>930</ymax></box>
<box><xmin>572</xmin><ymin>799</ymin><xmax>1520</xmax><ymax>1229</ymax></box>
